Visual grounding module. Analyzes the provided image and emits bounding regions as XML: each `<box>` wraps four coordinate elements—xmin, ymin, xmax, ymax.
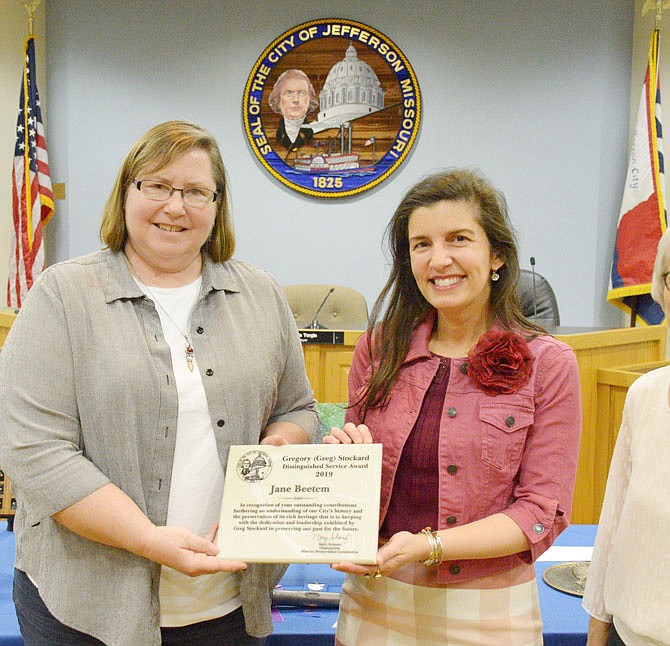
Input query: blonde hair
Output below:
<box><xmin>99</xmin><ymin>120</ymin><xmax>234</xmax><ymax>262</ymax></box>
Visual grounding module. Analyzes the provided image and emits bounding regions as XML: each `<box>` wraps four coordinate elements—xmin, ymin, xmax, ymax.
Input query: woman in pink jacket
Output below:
<box><xmin>324</xmin><ymin>168</ymin><xmax>582</xmax><ymax>645</ymax></box>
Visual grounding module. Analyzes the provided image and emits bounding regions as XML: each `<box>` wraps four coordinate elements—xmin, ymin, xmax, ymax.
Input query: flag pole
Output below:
<box><xmin>19</xmin><ymin>0</ymin><xmax>42</xmax><ymax>36</ymax></box>
<box><xmin>635</xmin><ymin>0</ymin><xmax>670</xmax><ymax>327</ymax></box>
<box><xmin>642</xmin><ymin>0</ymin><xmax>669</xmax><ymax>27</ymax></box>
<box><xmin>637</xmin><ymin>0</ymin><xmax>666</xmax><ymax>328</ymax></box>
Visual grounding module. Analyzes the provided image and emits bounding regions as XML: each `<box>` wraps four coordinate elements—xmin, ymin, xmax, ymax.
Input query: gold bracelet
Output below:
<box><xmin>420</xmin><ymin>527</ymin><xmax>443</xmax><ymax>567</ymax></box>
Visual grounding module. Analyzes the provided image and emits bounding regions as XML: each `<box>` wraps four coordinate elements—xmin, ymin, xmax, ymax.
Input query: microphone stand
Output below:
<box><xmin>307</xmin><ymin>287</ymin><xmax>335</xmax><ymax>329</ymax></box>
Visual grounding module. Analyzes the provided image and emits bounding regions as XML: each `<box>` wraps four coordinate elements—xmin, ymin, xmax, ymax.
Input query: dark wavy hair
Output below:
<box><xmin>359</xmin><ymin>168</ymin><xmax>544</xmax><ymax>416</ymax></box>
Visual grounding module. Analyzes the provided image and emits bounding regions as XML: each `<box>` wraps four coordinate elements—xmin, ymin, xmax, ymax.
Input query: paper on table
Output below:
<box><xmin>537</xmin><ymin>546</ymin><xmax>593</xmax><ymax>562</ymax></box>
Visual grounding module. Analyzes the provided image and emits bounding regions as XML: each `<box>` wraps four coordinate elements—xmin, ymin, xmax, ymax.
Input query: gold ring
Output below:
<box><xmin>373</xmin><ymin>568</ymin><xmax>382</xmax><ymax>578</ymax></box>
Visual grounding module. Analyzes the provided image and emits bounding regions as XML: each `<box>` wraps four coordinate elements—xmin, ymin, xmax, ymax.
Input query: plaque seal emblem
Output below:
<box><xmin>237</xmin><ymin>450</ymin><xmax>272</xmax><ymax>482</ymax></box>
<box><xmin>243</xmin><ymin>18</ymin><xmax>421</xmax><ymax>197</ymax></box>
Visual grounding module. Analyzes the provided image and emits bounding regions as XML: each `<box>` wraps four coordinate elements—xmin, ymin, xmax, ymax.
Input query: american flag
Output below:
<box><xmin>8</xmin><ymin>35</ymin><xmax>54</xmax><ymax>309</ymax></box>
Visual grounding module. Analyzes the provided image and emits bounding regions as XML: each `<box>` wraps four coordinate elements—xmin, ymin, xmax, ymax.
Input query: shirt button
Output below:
<box><xmin>217</xmin><ymin>419</ymin><xmax>225</xmax><ymax>427</ymax></box>
<box><xmin>459</xmin><ymin>362</ymin><xmax>467</xmax><ymax>374</ymax></box>
<box><xmin>533</xmin><ymin>523</ymin><xmax>545</xmax><ymax>534</ymax></box>
<box><xmin>206</xmin><ymin>369</ymin><xmax>214</xmax><ymax>376</ymax></box>
<box><xmin>196</xmin><ymin>327</ymin><xmax>204</xmax><ymax>334</ymax></box>
<box><xmin>447</xmin><ymin>464</ymin><xmax>458</xmax><ymax>475</ymax></box>
<box><xmin>447</xmin><ymin>407</ymin><xmax>457</xmax><ymax>418</ymax></box>
<box><xmin>450</xmin><ymin>564</ymin><xmax>461</xmax><ymax>575</ymax></box>
<box><xmin>447</xmin><ymin>515</ymin><xmax>457</xmax><ymax>524</ymax></box>
<box><xmin>506</xmin><ymin>415</ymin><xmax>515</xmax><ymax>427</ymax></box>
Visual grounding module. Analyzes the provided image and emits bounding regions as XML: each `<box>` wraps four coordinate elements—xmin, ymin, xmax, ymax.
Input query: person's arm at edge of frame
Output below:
<box><xmin>586</xmin><ymin>617</ymin><xmax>611</xmax><ymax>646</ymax></box>
<box><xmin>582</xmin><ymin>372</ymin><xmax>636</xmax><ymax>644</ymax></box>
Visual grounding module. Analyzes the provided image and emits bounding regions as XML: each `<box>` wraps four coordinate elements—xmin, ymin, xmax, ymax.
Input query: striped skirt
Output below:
<box><xmin>335</xmin><ymin>563</ymin><xmax>543</xmax><ymax>646</ymax></box>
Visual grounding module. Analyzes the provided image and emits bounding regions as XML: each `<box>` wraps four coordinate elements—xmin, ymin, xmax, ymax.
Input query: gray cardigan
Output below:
<box><xmin>0</xmin><ymin>249</ymin><xmax>317</xmax><ymax>645</ymax></box>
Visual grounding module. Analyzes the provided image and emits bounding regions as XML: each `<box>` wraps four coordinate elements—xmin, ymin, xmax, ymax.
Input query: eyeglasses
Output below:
<box><xmin>133</xmin><ymin>180</ymin><xmax>217</xmax><ymax>208</ymax></box>
<box><xmin>663</xmin><ymin>271</ymin><xmax>670</xmax><ymax>290</ymax></box>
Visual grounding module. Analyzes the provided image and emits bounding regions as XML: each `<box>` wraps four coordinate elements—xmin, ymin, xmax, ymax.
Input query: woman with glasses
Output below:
<box><xmin>582</xmin><ymin>229</ymin><xmax>670</xmax><ymax>645</ymax></box>
<box><xmin>0</xmin><ymin>120</ymin><xmax>318</xmax><ymax>645</ymax></box>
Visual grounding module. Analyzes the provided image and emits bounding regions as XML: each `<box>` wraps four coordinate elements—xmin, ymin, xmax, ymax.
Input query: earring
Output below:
<box><xmin>491</xmin><ymin>270</ymin><xmax>500</xmax><ymax>282</ymax></box>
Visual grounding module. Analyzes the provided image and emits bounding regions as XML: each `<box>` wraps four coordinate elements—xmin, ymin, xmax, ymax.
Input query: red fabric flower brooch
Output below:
<box><xmin>466</xmin><ymin>330</ymin><xmax>534</xmax><ymax>395</ymax></box>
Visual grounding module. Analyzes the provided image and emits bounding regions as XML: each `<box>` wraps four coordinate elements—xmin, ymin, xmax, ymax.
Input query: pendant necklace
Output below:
<box><xmin>125</xmin><ymin>256</ymin><xmax>197</xmax><ymax>372</ymax></box>
<box><xmin>149</xmin><ymin>291</ymin><xmax>195</xmax><ymax>372</ymax></box>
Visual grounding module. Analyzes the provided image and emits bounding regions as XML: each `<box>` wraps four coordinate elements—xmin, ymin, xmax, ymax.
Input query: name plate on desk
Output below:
<box><xmin>218</xmin><ymin>443</ymin><xmax>381</xmax><ymax>564</ymax></box>
<box><xmin>298</xmin><ymin>330</ymin><xmax>345</xmax><ymax>344</ymax></box>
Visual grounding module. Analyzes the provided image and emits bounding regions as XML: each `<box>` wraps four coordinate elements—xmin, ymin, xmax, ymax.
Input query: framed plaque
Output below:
<box><xmin>242</xmin><ymin>18</ymin><xmax>421</xmax><ymax>198</ymax></box>
<box><xmin>217</xmin><ymin>443</ymin><xmax>382</xmax><ymax>564</ymax></box>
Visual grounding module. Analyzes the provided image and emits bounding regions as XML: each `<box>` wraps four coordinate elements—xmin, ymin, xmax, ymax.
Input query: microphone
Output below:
<box><xmin>530</xmin><ymin>256</ymin><xmax>538</xmax><ymax>322</ymax></box>
<box><xmin>307</xmin><ymin>287</ymin><xmax>335</xmax><ymax>329</ymax></box>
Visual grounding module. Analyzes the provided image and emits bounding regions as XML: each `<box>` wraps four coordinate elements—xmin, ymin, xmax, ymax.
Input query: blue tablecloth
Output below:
<box><xmin>0</xmin><ymin>525</ymin><xmax>19</xmax><ymax>646</ymax></box>
<box><xmin>0</xmin><ymin>522</ymin><xmax>595</xmax><ymax>645</ymax></box>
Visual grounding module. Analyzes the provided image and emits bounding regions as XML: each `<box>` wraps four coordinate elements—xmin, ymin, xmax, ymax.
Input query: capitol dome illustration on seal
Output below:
<box><xmin>317</xmin><ymin>42</ymin><xmax>386</xmax><ymax>126</ymax></box>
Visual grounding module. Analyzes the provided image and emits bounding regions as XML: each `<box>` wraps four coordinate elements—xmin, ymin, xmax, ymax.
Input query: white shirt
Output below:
<box><xmin>283</xmin><ymin>117</ymin><xmax>306</xmax><ymax>143</ymax></box>
<box><xmin>135</xmin><ymin>277</ymin><xmax>241</xmax><ymax>627</ymax></box>
<box><xmin>582</xmin><ymin>365</ymin><xmax>670</xmax><ymax>645</ymax></box>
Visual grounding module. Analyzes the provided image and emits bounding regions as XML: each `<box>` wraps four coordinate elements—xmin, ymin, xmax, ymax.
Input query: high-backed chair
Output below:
<box><xmin>282</xmin><ymin>284</ymin><xmax>369</xmax><ymax>330</ymax></box>
<box><xmin>517</xmin><ymin>269</ymin><xmax>560</xmax><ymax>329</ymax></box>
